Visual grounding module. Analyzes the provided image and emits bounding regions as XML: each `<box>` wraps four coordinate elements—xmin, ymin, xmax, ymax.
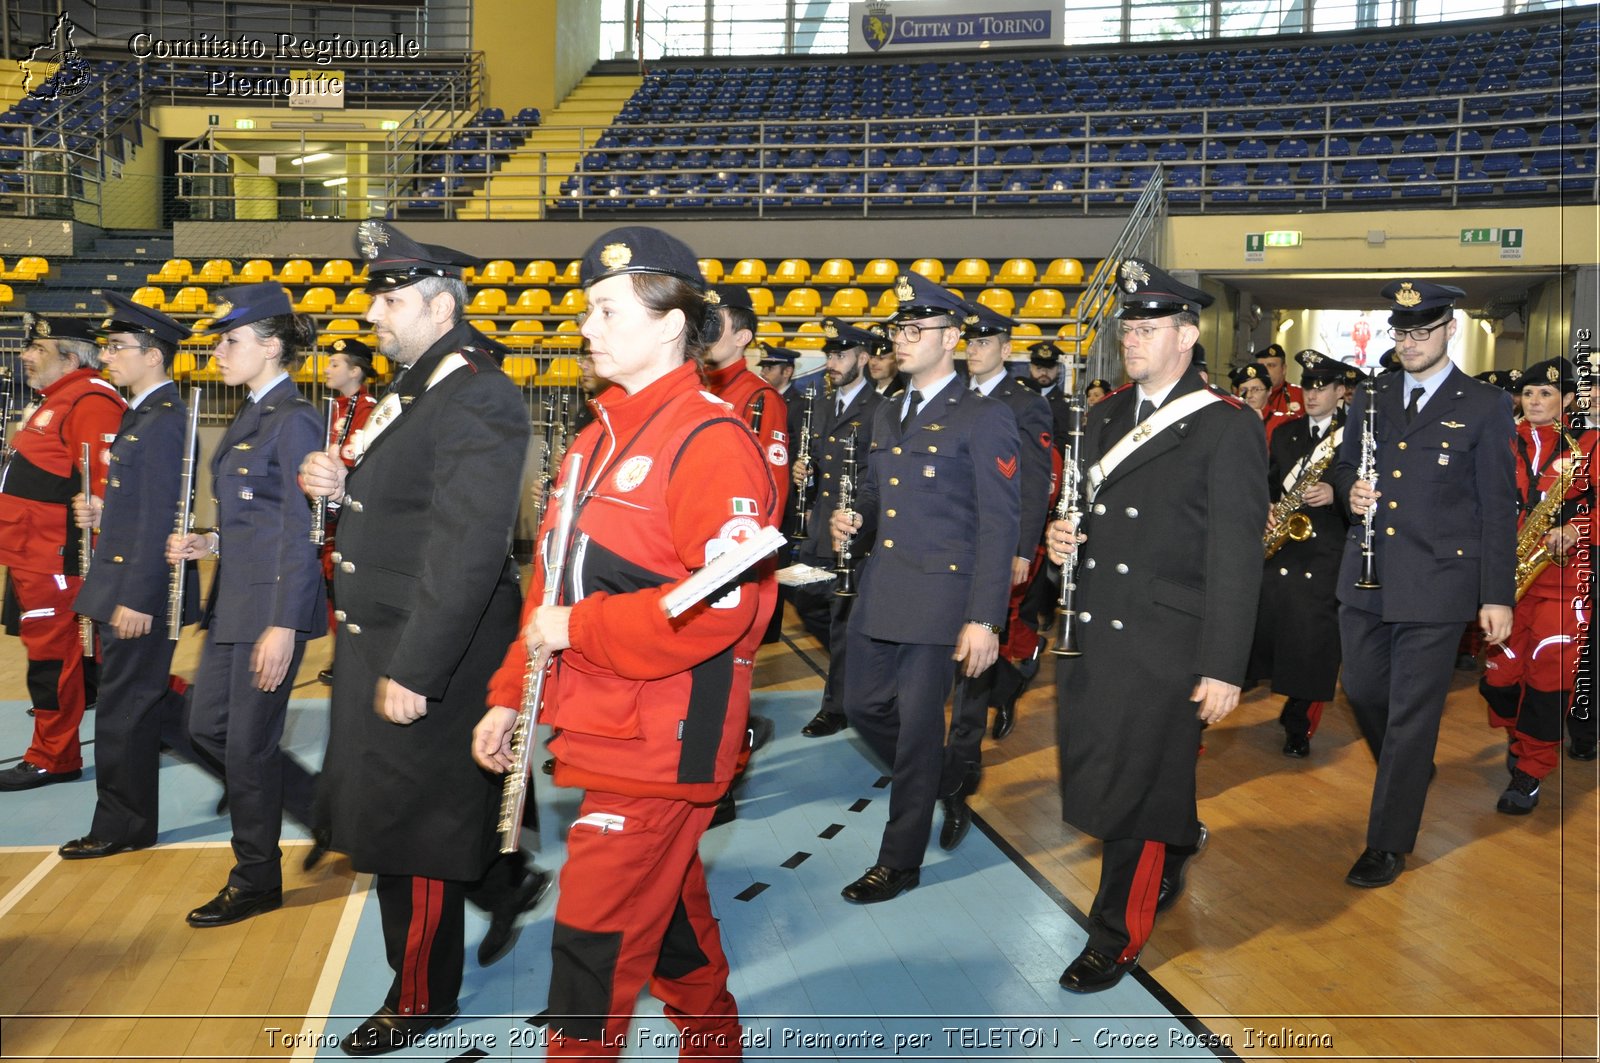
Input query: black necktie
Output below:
<box><xmin>1405</xmin><ymin>386</ymin><xmax>1423</xmax><ymax>424</ymax></box>
<box><xmin>900</xmin><ymin>389</ymin><xmax>922</xmax><ymax>432</ymax></box>
<box><xmin>1309</xmin><ymin>423</ymin><xmax>1321</xmax><ymax>441</ymax></box>
<box><xmin>1135</xmin><ymin>398</ymin><xmax>1154</xmax><ymax>425</ymax></box>
<box><xmin>835</xmin><ymin>397</ymin><xmax>845</xmax><ymax>420</ymax></box>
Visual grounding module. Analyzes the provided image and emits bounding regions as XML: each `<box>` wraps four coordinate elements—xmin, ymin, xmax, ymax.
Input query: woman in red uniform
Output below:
<box><xmin>473</xmin><ymin>226</ymin><xmax>777</xmax><ymax>1060</ymax></box>
<box><xmin>1481</xmin><ymin>356</ymin><xmax>1593</xmax><ymax>814</ymax></box>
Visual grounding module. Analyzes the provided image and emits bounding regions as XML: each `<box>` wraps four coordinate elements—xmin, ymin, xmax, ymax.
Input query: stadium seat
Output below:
<box><xmin>294</xmin><ymin>352</ymin><xmax>327</xmax><ymax>385</ymax></box>
<box><xmin>859</xmin><ymin>259</ymin><xmax>899</xmax><ymax>284</ymax></box>
<box><xmin>169</xmin><ymin>286</ymin><xmax>211</xmax><ymax>313</ymax></box>
<box><xmin>790</xmin><ymin>322</ymin><xmax>826</xmax><ymax>349</ymax></box>
<box><xmin>823</xmin><ymin>287</ymin><xmax>869</xmax><ymax>316</ymax></box>
<box><xmin>976</xmin><ymin>288</ymin><xmax>1015</xmax><ymax>316</ymax></box>
<box><xmin>1</xmin><ymin>256</ymin><xmax>49</xmax><ymax>282</ymax></box>
<box><xmin>545</xmin><ymin>319</ymin><xmax>583</xmax><ymax>349</ymax></box>
<box><xmin>1041</xmin><ymin>258</ymin><xmax>1084</xmax><ymax>286</ymax></box>
<box><xmin>729</xmin><ymin>258</ymin><xmax>768</xmax><ymax>284</ymax></box>
<box><xmin>275</xmin><ymin>259</ymin><xmax>313</xmax><ymax>285</ymax></box>
<box><xmin>1018</xmin><ymin>289</ymin><xmax>1066</xmax><ymax>319</ymax></box>
<box><xmin>772</xmin><ymin>258</ymin><xmax>811</xmax><ymax>284</ymax></box>
<box><xmin>147</xmin><ymin>259</ymin><xmax>192</xmax><ymax>285</ymax></box>
<box><xmin>815</xmin><ymin>258</ymin><xmax>854</xmax><ymax>285</ymax></box>
<box><xmin>774</xmin><ymin>287</ymin><xmax>822</xmax><ymax>318</ymax></box>
<box><xmin>536</xmin><ymin>357</ymin><xmax>584</xmax><ymax>386</ymax></box>
<box><xmin>907</xmin><ymin>258</ymin><xmax>944</xmax><ymax>283</ymax></box>
<box><xmin>698</xmin><ymin>258</ymin><xmax>725</xmax><ymax>284</ymax></box>
<box><xmin>239</xmin><ymin>259</ymin><xmax>274</xmax><ymax>283</ymax></box>
<box><xmin>743</xmin><ymin>287</ymin><xmax>773</xmax><ymax>316</ymax></box>
<box><xmin>505</xmin><ymin>320</ymin><xmax>546</xmax><ymax>349</ymax></box>
<box><xmin>508</xmin><ymin>289</ymin><xmax>552</xmax><ymax>315</ymax></box>
<box><xmin>950</xmin><ymin>258</ymin><xmax>991</xmax><ymax>286</ymax></box>
<box><xmin>467</xmin><ymin>288</ymin><xmax>509</xmax><ymax>316</ymax></box>
<box><xmin>311</xmin><ymin>259</ymin><xmax>355</xmax><ymax>285</ymax></box>
<box><xmin>872</xmin><ymin>287</ymin><xmax>900</xmax><ymax>316</ymax></box>
<box><xmin>131</xmin><ymin>286</ymin><xmax>167</xmax><ymax>309</ymax></box>
<box><xmin>995</xmin><ymin>258</ymin><xmax>1037</xmax><ymax>285</ymax></box>
<box><xmin>474</xmin><ymin>260</ymin><xmax>516</xmax><ymax>286</ymax></box>
<box><xmin>501</xmin><ymin>355</ymin><xmax>539</xmax><ymax>385</ymax></box>
<box><xmin>324</xmin><ymin>318</ymin><xmax>364</xmax><ymax>338</ymax></box>
<box><xmin>550</xmin><ymin>289</ymin><xmax>587</xmax><ymax>316</ymax></box>
<box><xmin>332</xmin><ymin>289</ymin><xmax>373</xmax><ymax>315</ymax></box>
<box><xmin>520</xmin><ymin>260</ymin><xmax>557</xmax><ymax>285</ymax></box>
<box><xmin>295</xmin><ymin>287</ymin><xmax>336</xmax><ymax>314</ymax></box>
<box><xmin>555</xmin><ymin>260</ymin><xmax>582</xmax><ymax>285</ymax></box>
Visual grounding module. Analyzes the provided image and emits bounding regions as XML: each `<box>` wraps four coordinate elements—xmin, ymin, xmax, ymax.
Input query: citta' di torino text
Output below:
<box><xmin>128</xmin><ymin>33</ymin><xmax>420</xmax><ymax>63</ymax></box>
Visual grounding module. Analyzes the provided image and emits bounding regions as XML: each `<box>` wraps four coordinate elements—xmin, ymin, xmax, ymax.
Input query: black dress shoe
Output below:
<box><xmin>841</xmin><ymin>865</ymin><xmax>919</xmax><ymax>904</ymax></box>
<box><xmin>801</xmin><ymin>710</ymin><xmax>847</xmax><ymax>737</ymax></box>
<box><xmin>1283</xmin><ymin>733</ymin><xmax>1311</xmax><ymax>758</ymax></box>
<box><xmin>59</xmin><ymin>835</ymin><xmax>147</xmax><ymax>860</ymax></box>
<box><xmin>541</xmin><ymin>756</ymin><xmax>555</xmax><ymax>775</ymax></box>
<box><xmin>0</xmin><ymin>760</ymin><xmax>83</xmax><ymax>791</ymax></box>
<box><xmin>477</xmin><ymin>868</ymin><xmax>552</xmax><ymax>966</ymax></box>
<box><xmin>318</xmin><ymin>669</ymin><xmax>335</xmax><ymax>686</ymax></box>
<box><xmin>1058</xmin><ymin>946</ymin><xmax>1139</xmax><ymax>993</ymax></box>
<box><xmin>991</xmin><ymin>701</ymin><xmax>1016</xmax><ymax>741</ymax></box>
<box><xmin>1155</xmin><ymin>823</ymin><xmax>1208</xmax><ymax>914</ymax></box>
<box><xmin>1345</xmin><ymin>847</ymin><xmax>1405</xmax><ymax>888</ymax></box>
<box><xmin>1571</xmin><ymin>737</ymin><xmax>1599</xmax><ymax>761</ymax></box>
<box><xmin>939</xmin><ymin>797</ymin><xmax>972</xmax><ymax>851</ymax></box>
<box><xmin>185</xmin><ymin>884</ymin><xmax>283</xmax><ymax>927</ymax></box>
<box><xmin>302</xmin><ymin>828</ymin><xmax>333</xmax><ymax>872</ymax></box>
<box><xmin>340</xmin><ymin>1005</ymin><xmax>460</xmax><ymax>1056</ymax></box>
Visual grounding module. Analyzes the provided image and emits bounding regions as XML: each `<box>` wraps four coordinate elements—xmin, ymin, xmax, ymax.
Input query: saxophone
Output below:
<box><xmin>1514</xmin><ymin>425</ymin><xmax>1584</xmax><ymax>602</ymax></box>
<box><xmin>1263</xmin><ymin>429</ymin><xmax>1339</xmax><ymax>558</ymax></box>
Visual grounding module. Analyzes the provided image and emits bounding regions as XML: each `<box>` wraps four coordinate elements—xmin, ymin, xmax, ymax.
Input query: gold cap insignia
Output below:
<box><xmin>823</xmin><ymin>322</ymin><xmax>839</xmax><ymax>339</ymax></box>
<box><xmin>704</xmin><ymin>288</ymin><xmax>721</xmax><ymax>306</ymax></box>
<box><xmin>1548</xmin><ymin>364</ymin><xmax>1561</xmax><ymax>382</ymax></box>
<box><xmin>964</xmin><ymin>313</ymin><xmax>979</xmax><ymax>327</ymax></box>
<box><xmin>600</xmin><ymin>242</ymin><xmax>632</xmax><ymax>270</ymax></box>
<box><xmin>1395</xmin><ymin>282</ymin><xmax>1422</xmax><ymax>308</ymax></box>
<box><xmin>213</xmin><ymin>301</ymin><xmax>233</xmax><ymax>319</ymax></box>
<box><xmin>357</xmin><ymin>220</ymin><xmax>388</xmax><ymax>260</ymax></box>
<box><xmin>23</xmin><ymin>312</ymin><xmax>48</xmax><ymax>338</ymax></box>
<box><xmin>334</xmin><ymin>339</ymin><xmax>348</xmax><ymax>352</ymax></box>
<box><xmin>1120</xmin><ymin>259</ymin><xmax>1150</xmax><ymax>293</ymax></box>
<box><xmin>894</xmin><ymin>275</ymin><xmax>915</xmax><ymax>301</ymax></box>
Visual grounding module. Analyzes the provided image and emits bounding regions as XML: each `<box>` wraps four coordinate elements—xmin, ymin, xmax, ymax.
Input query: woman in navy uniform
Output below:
<box><xmin>59</xmin><ymin>294</ymin><xmax>200</xmax><ymax>858</ymax></box>
<box><xmin>1330</xmin><ymin>280</ymin><xmax>1517</xmax><ymax>889</ymax></box>
<box><xmin>167</xmin><ymin>283</ymin><xmax>326</xmax><ymax>928</ymax></box>
<box><xmin>1044</xmin><ymin>259</ymin><xmax>1267</xmax><ymax>993</ymax></box>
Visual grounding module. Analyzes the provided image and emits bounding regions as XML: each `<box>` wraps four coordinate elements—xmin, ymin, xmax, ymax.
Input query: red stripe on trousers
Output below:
<box><xmin>401</xmin><ymin>877</ymin><xmax>443</xmax><ymax>1015</ymax></box>
<box><xmin>1119</xmin><ymin>840</ymin><xmax>1165</xmax><ymax>964</ymax></box>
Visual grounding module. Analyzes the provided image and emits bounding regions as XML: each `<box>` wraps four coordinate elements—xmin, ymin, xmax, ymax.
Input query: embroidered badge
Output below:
<box><xmin>922</xmin><ymin>465</ymin><xmax>936</xmax><ymax>478</ymax></box>
<box><xmin>1395</xmin><ymin>282</ymin><xmax>1421</xmax><ymax>308</ymax></box>
<box><xmin>894</xmin><ymin>275</ymin><xmax>915</xmax><ymax>301</ymax></box>
<box><xmin>766</xmin><ymin>442</ymin><xmax>789</xmax><ymax>466</ymax></box>
<box><xmin>996</xmin><ymin>455</ymin><xmax>1018</xmax><ymax>479</ymax></box>
<box><xmin>613</xmin><ymin>455</ymin><xmax>653</xmax><ymax>492</ymax></box>
<box><xmin>213</xmin><ymin>300</ymin><xmax>233</xmax><ymax>319</ymax></box>
<box><xmin>823</xmin><ymin>321</ymin><xmax>839</xmax><ymax>339</ymax></box>
<box><xmin>731</xmin><ymin>497</ymin><xmax>758</xmax><ymax>516</ymax></box>
<box><xmin>600</xmin><ymin>242</ymin><xmax>632</xmax><ymax>270</ymax></box>
<box><xmin>33</xmin><ymin>409</ymin><xmax>53</xmax><ymax>428</ymax></box>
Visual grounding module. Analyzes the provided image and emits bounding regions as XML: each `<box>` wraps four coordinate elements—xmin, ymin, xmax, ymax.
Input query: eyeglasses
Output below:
<box><xmin>1117</xmin><ymin>323</ymin><xmax>1180</xmax><ymax>343</ymax></box>
<box><xmin>1387</xmin><ymin>321</ymin><xmax>1449</xmax><ymax>343</ymax></box>
<box><xmin>101</xmin><ymin>343</ymin><xmax>148</xmax><ymax>354</ymax></box>
<box><xmin>887</xmin><ymin>322</ymin><xmax>953</xmax><ymax>343</ymax></box>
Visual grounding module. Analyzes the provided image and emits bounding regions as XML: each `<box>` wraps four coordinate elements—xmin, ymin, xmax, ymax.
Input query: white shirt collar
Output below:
<box><xmin>834</xmin><ymin>377</ymin><xmax>866</xmax><ymax>409</ymax></box>
<box><xmin>250</xmin><ymin>371</ymin><xmax>290</xmax><ymax>404</ymax></box>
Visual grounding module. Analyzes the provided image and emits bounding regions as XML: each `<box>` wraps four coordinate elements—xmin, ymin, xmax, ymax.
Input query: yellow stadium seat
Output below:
<box><xmin>909</xmin><ymin>258</ymin><xmax>945</xmax><ymax>283</ymax></box>
<box><xmin>872</xmin><ymin>288</ymin><xmax>899</xmax><ymax>316</ymax></box>
<box><xmin>755</xmin><ymin>320</ymin><xmax>783</xmax><ymax>340</ymax></box>
<box><xmin>790</xmin><ymin>322</ymin><xmax>826</xmax><ymax>350</ymax></box>
<box><xmin>545</xmin><ymin>319</ymin><xmax>582</xmax><ymax>349</ymax></box>
<box><xmin>1084</xmin><ymin>258</ymin><xmax>1113</xmax><ymax>286</ymax></box>
<box><xmin>515</xmin><ymin>260</ymin><xmax>553</xmax><ymax>286</ymax></box>
<box><xmin>1042</xmin><ymin>257</ymin><xmax>1084</xmax><ymax>286</ymax></box>
<box><xmin>536</xmin><ymin>356</ymin><xmax>583</xmax><ymax>386</ymax></box>
<box><xmin>945</xmin><ymin>287</ymin><xmax>964</xmax><ymax>303</ymax></box>
<box><xmin>474</xmin><ymin>259</ymin><xmax>515</xmax><ymax>286</ymax></box>
<box><xmin>311</xmin><ymin>259</ymin><xmax>354</xmax><ymax>285</ymax></box>
<box><xmin>816</xmin><ymin>258</ymin><xmax>854</xmax><ymax>285</ymax></box>
<box><xmin>550</xmin><ymin>289</ymin><xmax>587</xmax><ymax>317</ymax></box>
<box><xmin>325</xmin><ymin>318</ymin><xmax>362</xmax><ymax>336</ymax></box>
<box><xmin>2</xmin><ymin>256</ymin><xmax>49</xmax><ymax>282</ymax></box>
<box><xmin>294</xmin><ymin>352</ymin><xmax>328</xmax><ymax>384</ymax></box>
<box><xmin>772</xmin><ymin>258</ymin><xmax>810</xmax><ymax>285</ymax></box>
<box><xmin>976</xmin><ymin>288</ymin><xmax>1015</xmax><ymax>316</ymax></box>
<box><xmin>504</xmin><ymin>320</ymin><xmax>546</xmax><ymax>350</ymax></box>
<box><xmin>858</xmin><ymin>259</ymin><xmax>898</xmax><ymax>285</ymax></box>
<box><xmin>555</xmin><ymin>260</ymin><xmax>582</xmax><ymax>285</ymax></box>
<box><xmin>950</xmin><ymin>258</ymin><xmax>991</xmax><ymax>286</ymax></box>
<box><xmin>169</xmin><ymin>286</ymin><xmax>211</xmax><ymax>313</ymax></box>
<box><xmin>295</xmin><ymin>286</ymin><xmax>336</xmax><ymax>314</ymax></box>
<box><xmin>507</xmin><ymin>289</ymin><xmax>552</xmax><ymax>316</ymax></box>
<box><xmin>1010</xmin><ymin>323</ymin><xmax>1043</xmax><ymax>349</ymax></box>
<box><xmin>239</xmin><ymin>259</ymin><xmax>274</xmax><ymax>283</ymax></box>
<box><xmin>468</xmin><ymin>319</ymin><xmax>499</xmax><ymax>341</ymax></box>
<box><xmin>729</xmin><ymin>258</ymin><xmax>767</xmax><ymax>285</ymax></box>
<box><xmin>275</xmin><ymin>259</ymin><xmax>313</xmax><ymax>284</ymax></box>
<box><xmin>467</xmin><ymin>288</ymin><xmax>509</xmax><ymax>315</ymax></box>
<box><xmin>197</xmin><ymin>259</ymin><xmax>235</xmax><ymax>284</ymax></box>
<box><xmin>823</xmin><ymin>287</ymin><xmax>868</xmax><ymax>317</ymax></box>
<box><xmin>332</xmin><ymin>288</ymin><xmax>372</xmax><ymax>315</ymax></box>
<box><xmin>0</xmin><ymin>283</ymin><xmax>12</xmax><ymax>306</ymax></box>
<box><xmin>745</xmin><ymin>287</ymin><xmax>774</xmax><ymax>317</ymax></box>
<box><xmin>1072</xmin><ymin>289</ymin><xmax>1112</xmax><ymax>316</ymax></box>
<box><xmin>170</xmin><ymin>351</ymin><xmax>197</xmax><ymax>381</ymax></box>
<box><xmin>501</xmin><ymin>355</ymin><xmax>538</xmax><ymax>385</ymax></box>
<box><xmin>147</xmin><ymin>259</ymin><xmax>192</xmax><ymax>285</ymax></box>
<box><xmin>1057</xmin><ymin>323</ymin><xmax>1097</xmax><ymax>353</ymax></box>
<box><xmin>996</xmin><ymin>258</ymin><xmax>1037</xmax><ymax>286</ymax></box>
<box><xmin>189</xmin><ymin>354</ymin><xmax>225</xmax><ymax>383</ymax></box>
<box><xmin>774</xmin><ymin>287</ymin><xmax>821</xmax><ymax>318</ymax></box>
<box><xmin>1018</xmin><ymin>289</ymin><xmax>1066</xmax><ymax>319</ymax></box>
<box><xmin>698</xmin><ymin>259</ymin><xmax>724</xmax><ymax>284</ymax></box>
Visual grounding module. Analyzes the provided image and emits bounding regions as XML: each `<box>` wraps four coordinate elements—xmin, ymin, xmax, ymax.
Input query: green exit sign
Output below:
<box><xmin>1263</xmin><ymin>230</ymin><xmax>1301</xmax><ymax>247</ymax></box>
<box><xmin>1461</xmin><ymin>228</ymin><xmax>1498</xmax><ymax>243</ymax></box>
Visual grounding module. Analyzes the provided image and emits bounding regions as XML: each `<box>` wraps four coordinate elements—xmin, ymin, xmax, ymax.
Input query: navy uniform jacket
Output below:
<box><xmin>320</xmin><ymin>322</ymin><xmax>529</xmax><ymax>881</ymax></box>
<box><xmin>852</xmin><ymin>376</ymin><xmax>1020</xmax><ymax>645</ymax></box>
<box><xmin>794</xmin><ymin>382</ymin><xmax>884</xmax><ymax>568</ymax></box>
<box><xmin>1057</xmin><ymin>365</ymin><xmax>1267</xmax><ymax>844</ymax></box>
<box><xmin>205</xmin><ymin>377</ymin><xmax>325</xmax><ymax>643</ymax></box>
<box><xmin>978</xmin><ymin>373</ymin><xmax>1054</xmax><ymax>558</ymax></box>
<box><xmin>1329</xmin><ymin>365</ymin><xmax>1517</xmax><ymax>622</ymax></box>
<box><xmin>75</xmin><ymin>381</ymin><xmax>199</xmax><ymax>626</ymax></box>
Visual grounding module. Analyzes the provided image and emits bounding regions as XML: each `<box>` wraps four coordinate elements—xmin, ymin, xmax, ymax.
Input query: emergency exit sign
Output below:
<box><xmin>1461</xmin><ymin>228</ymin><xmax>1497</xmax><ymax>243</ymax></box>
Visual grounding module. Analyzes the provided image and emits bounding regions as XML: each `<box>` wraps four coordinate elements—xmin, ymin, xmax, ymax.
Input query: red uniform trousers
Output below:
<box><xmin>545</xmin><ymin>790</ymin><xmax>739</xmax><ymax>1061</ymax></box>
<box><xmin>1482</xmin><ymin>592</ymin><xmax>1584</xmax><ymax>779</ymax></box>
<box><xmin>11</xmin><ymin>568</ymin><xmax>88</xmax><ymax>772</ymax></box>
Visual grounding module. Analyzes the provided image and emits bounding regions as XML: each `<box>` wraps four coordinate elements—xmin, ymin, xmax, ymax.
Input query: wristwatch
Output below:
<box><xmin>968</xmin><ymin>620</ymin><xmax>1002</xmax><ymax>634</ymax></box>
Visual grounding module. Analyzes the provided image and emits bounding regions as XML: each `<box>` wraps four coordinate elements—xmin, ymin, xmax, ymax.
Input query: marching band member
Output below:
<box><xmin>316</xmin><ymin>337</ymin><xmax>378</xmax><ymax>685</ymax></box>
<box><xmin>476</xmin><ymin>226</ymin><xmax>776</xmax><ymax>1060</ymax></box>
<box><xmin>1258</xmin><ymin>343</ymin><xmax>1303</xmax><ymax>418</ymax></box>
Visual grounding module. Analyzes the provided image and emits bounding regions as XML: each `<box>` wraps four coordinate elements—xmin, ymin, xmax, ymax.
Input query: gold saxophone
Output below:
<box><xmin>1515</xmin><ymin>426</ymin><xmax>1583</xmax><ymax>602</ymax></box>
<box><xmin>1264</xmin><ymin>431</ymin><xmax>1339</xmax><ymax>558</ymax></box>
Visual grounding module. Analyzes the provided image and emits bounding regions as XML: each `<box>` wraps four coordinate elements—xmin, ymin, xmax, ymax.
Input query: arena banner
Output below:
<box><xmin>850</xmin><ymin>0</ymin><xmax>1059</xmax><ymax>53</ymax></box>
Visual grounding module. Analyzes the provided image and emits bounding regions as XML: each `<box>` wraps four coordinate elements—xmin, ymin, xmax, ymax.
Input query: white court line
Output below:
<box><xmin>292</xmin><ymin>870</ymin><xmax>373</xmax><ymax>1061</ymax></box>
<box><xmin>0</xmin><ymin>851</ymin><xmax>60</xmax><ymax>921</ymax></box>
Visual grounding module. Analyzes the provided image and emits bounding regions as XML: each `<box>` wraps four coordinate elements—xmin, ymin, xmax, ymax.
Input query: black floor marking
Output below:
<box><xmin>847</xmin><ymin>798</ymin><xmax>871</xmax><ymax>812</ymax></box>
<box><xmin>734</xmin><ymin>882</ymin><xmax>769</xmax><ymax>901</ymax></box>
<box><xmin>817</xmin><ymin>823</ymin><xmax>843</xmax><ymax>839</ymax></box>
<box><xmin>872</xmin><ymin>774</ymin><xmax>891</xmax><ymax>788</ymax></box>
<box><xmin>780</xmin><ymin>851</ymin><xmax>811</xmax><ymax>868</ymax></box>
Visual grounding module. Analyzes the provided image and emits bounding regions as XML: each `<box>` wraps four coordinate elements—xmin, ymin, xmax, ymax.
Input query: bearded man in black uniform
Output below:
<box><xmin>1044</xmin><ymin>259</ymin><xmax>1267</xmax><ymax>993</ymax></box>
<box><xmin>300</xmin><ymin>222</ymin><xmax>548</xmax><ymax>1055</ymax></box>
<box><xmin>1248</xmin><ymin>349</ymin><xmax>1357</xmax><ymax>757</ymax></box>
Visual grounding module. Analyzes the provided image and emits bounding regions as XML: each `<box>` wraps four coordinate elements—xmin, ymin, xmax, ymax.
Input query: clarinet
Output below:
<box><xmin>1355</xmin><ymin>375</ymin><xmax>1382</xmax><ymax>589</ymax></box>
<box><xmin>1050</xmin><ymin>394</ymin><xmax>1088</xmax><ymax>656</ymax></box>
<box><xmin>78</xmin><ymin>443</ymin><xmax>93</xmax><ymax>656</ymax></box>
<box><xmin>793</xmin><ymin>387</ymin><xmax>817</xmax><ymax>541</ymax></box>
<box><xmin>309</xmin><ymin>396</ymin><xmax>336</xmax><ymax>544</ymax></box>
<box><xmin>168</xmin><ymin>388</ymin><xmax>202</xmax><ymax>641</ymax></box>
<box><xmin>0</xmin><ymin>367</ymin><xmax>13</xmax><ymax>468</ymax></box>
<box><xmin>533</xmin><ymin>395</ymin><xmax>557</xmax><ymax>528</ymax></box>
<box><xmin>499</xmin><ymin>451</ymin><xmax>583</xmax><ymax>854</ymax></box>
<box><xmin>833</xmin><ymin>429</ymin><xmax>860</xmax><ymax>598</ymax></box>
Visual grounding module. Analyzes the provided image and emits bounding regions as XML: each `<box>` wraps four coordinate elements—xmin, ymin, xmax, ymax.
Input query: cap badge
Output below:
<box><xmin>1120</xmin><ymin>259</ymin><xmax>1150</xmax><ymax>292</ymax></box>
<box><xmin>357</xmin><ymin>220</ymin><xmax>388</xmax><ymax>260</ymax></box>
<box><xmin>213</xmin><ymin>301</ymin><xmax>233</xmax><ymax>319</ymax></box>
<box><xmin>1395</xmin><ymin>282</ymin><xmax>1421</xmax><ymax>308</ymax></box>
<box><xmin>964</xmin><ymin>313</ymin><xmax>979</xmax><ymax>326</ymax></box>
<box><xmin>704</xmin><ymin>288</ymin><xmax>721</xmax><ymax>306</ymax></box>
<box><xmin>823</xmin><ymin>322</ymin><xmax>839</xmax><ymax>339</ymax></box>
<box><xmin>1548</xmin><ymin>364</ymin><xmax>1560</xmax><ymax>382</ymax></box>
<box><xmin>600</xmin><ymin>242</ymin><xmax>632</xmax><ymax>270</ymax></box>
<box><xmin>894</xmin><ymin>275</ymin><xmax>915</xmax><ymax>301</ymax></box>
<box><xmin>23</xmin><ymin>312</ymin><xmax>48</xmax><ymax>338</ymax></box>
<box><xmin>334</xmin><ymin>339</ymin><xmax>348</xmax><ymax>352</ymax></box>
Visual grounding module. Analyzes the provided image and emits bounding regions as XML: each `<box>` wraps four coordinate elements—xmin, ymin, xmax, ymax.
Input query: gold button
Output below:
<box><xmin>892</xmin><ymin>446</ymin><xmax>902</xmax><ymax>455</ymax></box>
<box><xmin>1388</xmin><ymin>501</ymin><xmax>1398</xmax><ymax>509</ymax></box>
<box><xmin>886</xmin><ymin>509</ymin><xmax>896</xmax><ymax>518</ymax></box>
<box><xmin>237</xmin><ymin>467</ymin><xmax>248</xmax><ymax>475</ymax></box>
<box><xmin>341</xmin><ymin>561</ymin><xmax>355</xmax><ymax>573</ymax></box>
<box><xmin>1456</xmin><ymin>549</ymin><xmax>1464</xmax><ymax>556</ymax></box>
<box><xmin>928</xmin><ymin>445</ymin><xmax>938</xmax><ymax>453</ymax></box>
<box><xmin>823</xmin><ymin>473</ymin><xmax>832</xmax><ymax>480</ymax></box>
<box><xmin>112</xmin><ymin>555</ymin><xmax>124</xmax><ymax>563</ymax></box>
<box><xmin>828</xmin><ymin>436</ymin><xmax>836</xmax><ymax>443</ymax></box>
<box><xmin>889</xmin><ymin>477</ymin><xmax>899</xmax><ymax>486</ymax></box>
<box><xmin>948</xmin><ymin>564</ymin><xmax>957</xmax><ymax>571</ymax></box>
<box><xmin>1385</xmin><ymin>527</ymin><xmax>1395</xmax><ymax>536</ymax></box>
<box><xmin>1398</xmin><ymin>442</ymin><xmax>1407</xmax><ymax>450</ymax></box>
<box><xmin>884</xmin><ymin>539</ymin><xmax>894</xmax><ymax>548</ymax></box>
<box><xmin>334</xmin><ymin>610</ymin><xmax>347</xmax><ymax>622</ymax></box>
<box><xmin>1391</xmin><ymin>470</ymin><xmax>1402</xmax><ymax>478</ymax></box>
<box><xmin>1441</xmin><ymin>442</ymin><xmax>1449</xmax><ymax>449</ymax></box>
<box><xmin>346</xmin><ymin>623</ymin><xmax>362</xmax><ymax>635</ymax></box>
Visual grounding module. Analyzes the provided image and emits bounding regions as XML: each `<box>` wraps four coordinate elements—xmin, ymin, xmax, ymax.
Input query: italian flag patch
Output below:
<box><xmin>731</xmin><ymin>497</ymin><xmax>758</xmax><ymax>516</ymax></box>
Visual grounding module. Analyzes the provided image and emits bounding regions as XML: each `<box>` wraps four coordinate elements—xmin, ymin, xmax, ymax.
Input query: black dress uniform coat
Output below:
<box><xmin>320</xmin><ymin>322</ymin><xmax>530</xmax><ymax>882</ymax></box>
<box><xmin>794</xmin><ymin>382</ymin><xmax>884</xmax><ymax>570</ymax></box>
<box><xmin>1247</xmin><ymin>412</ymin><xmax>1350</xmax><ymax>701</ymax></box>
<box><xmin>1056</xmin><ymin>365</ymin><xmax>1268</xmax><ymax>845</ymax></box>
<box><xmin>978</xmin><ymin>373</ymin><xmax>1054</xmax><ymax>560</ymax></box>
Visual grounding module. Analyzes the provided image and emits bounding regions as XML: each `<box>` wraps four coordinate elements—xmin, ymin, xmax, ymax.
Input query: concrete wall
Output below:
<box><xmin>0</xmin><ymin>218</ymin><xmax>81</xmax><ymax>255</ymax></box>
<box><xmin>474</xmin><ymin>0</ymin><xmax>601</xmax><ymax>116</ymax></box>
